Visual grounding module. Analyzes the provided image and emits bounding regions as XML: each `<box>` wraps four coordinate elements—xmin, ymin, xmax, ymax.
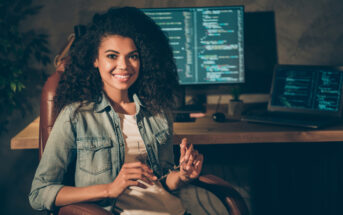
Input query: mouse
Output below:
<box><xmin>212</xmin><ymin>112</ymin><xmax>226</xmax><ymax>122</ymax></box>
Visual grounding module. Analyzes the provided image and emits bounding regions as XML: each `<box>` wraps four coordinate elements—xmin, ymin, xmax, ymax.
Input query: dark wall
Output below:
<box><xmin>1</xmin><ymin>0</ymin><xmax>343</xmax><ymax>214</ymax></box>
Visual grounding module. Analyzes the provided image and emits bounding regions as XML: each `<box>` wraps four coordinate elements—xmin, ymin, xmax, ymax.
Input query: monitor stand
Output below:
<box><xmin>173</xmin><ymin>86</ymin><xmax>207</xmax><ymax>122</ymax></box>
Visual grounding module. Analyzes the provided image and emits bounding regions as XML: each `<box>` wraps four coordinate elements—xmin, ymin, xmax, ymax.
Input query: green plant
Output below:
<box><xmin>230</xmin><ymin>85</ymin><xmax>242</xmax><ymax>101</ymax></box>
<box><xmin>0</xmin><ymin>0</ymin><xmax>50</xmax><ymax>133</ymax></box>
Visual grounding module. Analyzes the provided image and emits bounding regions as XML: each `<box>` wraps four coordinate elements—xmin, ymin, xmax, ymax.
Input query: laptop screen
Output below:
<box><xmin>268</xmin><ymin>65</ymin><xmax>343</xmax><ymax>116</ymax></box>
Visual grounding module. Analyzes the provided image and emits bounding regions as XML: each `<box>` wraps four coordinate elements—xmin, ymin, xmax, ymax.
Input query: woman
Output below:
<box><xmin>29</xmin><ymin>7</ymin><xmax>205</xmax><ymax>215</ymax></box>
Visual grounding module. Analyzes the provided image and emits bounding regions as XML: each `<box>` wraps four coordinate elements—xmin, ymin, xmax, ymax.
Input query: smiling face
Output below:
<box><xmin>93</xmin><ymin>35</ymin><xmax>140</xmax><ymax>97</ymax></box>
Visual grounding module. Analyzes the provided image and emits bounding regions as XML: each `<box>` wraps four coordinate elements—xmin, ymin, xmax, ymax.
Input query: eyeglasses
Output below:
<box><xmin>157</xmin><ymin>164</ymin><xmax>182</xmax><ymax>181</ymax></box>
<box><xmin>136</xmin><ymin>141</ymin><xmax>184</xmax><ymax>181</ymax></box>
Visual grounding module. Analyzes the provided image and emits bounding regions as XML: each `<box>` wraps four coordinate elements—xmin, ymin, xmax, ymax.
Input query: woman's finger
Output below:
<box><xmin>185</xmin><ymin>152</ymin><xmax>204</xmax><ymax>179</ymax></box>
<box><xmin>124</xmin><ymin>179</ymin><xmax>143</xmax><ymax>188</ymax></box>
<box><xmin>125</xmin><ymin>173</ymin><xmax>155</xmax><ymax>185</ymax></box>
<box><xmin>192</xmin><ymin>150</ymin><xmax>199</xmax><ymax>165</ymax></box>
<box><xmin>180</xmin><ymin>138</ymin><xmax>188</xmax><ymax>162</ymax></box>
<box><xmin>183</xmin><ymin>143</ymin><xmax>193</xmax><ymax>163</ymax></box>
<box><xmin>123</xmin><ymin>162</ymin><xmax>155</xmax><ymax>176</ymax></box>
<box><xmin>123</xmin><ymin>167</ymin><xmax>157</xmax><ymax>181</ymax></box>
<box><xmin>123</xmin><ymin>162</ymin><xmax>152</xmax><ymax>171</ymax></box>
<box><xmin>194</xmin><ymin>153</ymin><xmax>204</xmax><ymax>173</ymax></box>
<box><xmin>139</xmin><ymin>163</ymin><xmax>154</xmax><ymax>174</ymax></box>
<box><xmin>186</xmin><ymin>150</ymin><xmax>198</xmax><ymax>170</ymax></box>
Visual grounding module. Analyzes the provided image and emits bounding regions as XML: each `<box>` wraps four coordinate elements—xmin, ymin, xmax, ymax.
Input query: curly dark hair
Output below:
<box><xmin>55</xmin><ymin>7</ymin><xmax>179</xmax><ymax>114</ymax></box>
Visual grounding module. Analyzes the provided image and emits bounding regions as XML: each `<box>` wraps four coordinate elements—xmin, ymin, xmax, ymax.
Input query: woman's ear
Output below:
<box><xmin>93</xmin><ymin>59</ymin><xmax>98</xmax><ymax>68</ymax></box>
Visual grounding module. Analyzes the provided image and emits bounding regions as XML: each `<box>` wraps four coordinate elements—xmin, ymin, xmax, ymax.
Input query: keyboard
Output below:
<box><xmin>241</xmin><ymin>112</ymin><xmax>338</xmax><ymax>129</ymax></box>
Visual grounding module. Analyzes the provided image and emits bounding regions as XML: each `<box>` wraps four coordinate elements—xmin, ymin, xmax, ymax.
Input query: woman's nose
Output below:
<box><xmin>117</xmin><ymin>57</ymin><xmax>128</xmax><ymax>70</ymax></box>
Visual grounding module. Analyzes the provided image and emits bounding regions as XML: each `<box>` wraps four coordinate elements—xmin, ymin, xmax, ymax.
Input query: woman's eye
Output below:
<box><xmin>130</xmin><ymin>54</ymin><xmax>139</xmax><ymax>60</ymax></box>
<box><xmin>107</xmin><ymin>54</ymin><xmax>117</xmax><ymax>59</ymax></box>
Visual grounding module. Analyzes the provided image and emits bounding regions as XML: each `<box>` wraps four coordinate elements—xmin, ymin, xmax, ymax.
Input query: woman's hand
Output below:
<box><xmin>178</xmin><ymin>138</ymin><xmax>204</xmax><ymax>182</ymax></box>
<box><xmin>106</xmin><ymin>162</ymin><xmax>157</xmax><ymax>198</ymax></box>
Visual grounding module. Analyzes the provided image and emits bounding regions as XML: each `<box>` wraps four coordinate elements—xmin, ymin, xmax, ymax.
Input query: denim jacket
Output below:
<box><xmin>29</xmin><ymin>93</ymin><xmax>175</xmax><ymax>211</ymax></box>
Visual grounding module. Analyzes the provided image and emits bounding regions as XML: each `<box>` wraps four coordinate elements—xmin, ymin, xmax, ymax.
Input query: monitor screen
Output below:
<box><xmin>141</xmin><ymin>6</ymin><xmax>245</xmax><ymax>85</ymax></box>
<box><xmin>270</xmin><ymin>65</ymin><xmax>343</xmax><ymax>114</ymax></box>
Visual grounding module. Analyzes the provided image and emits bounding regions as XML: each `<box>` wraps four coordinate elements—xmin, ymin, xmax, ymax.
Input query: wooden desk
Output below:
<box><xmin>174</xmin><ymin>116</ymin><xmax>343</xmax><ymax>144</ymax></box>
<box><xmin>11</xmin><ymin>115</ymin><xmax>343</xmax><ymax>150</ymax></box>
<box><xmin>11</xmin><ymin>117</ymin><xmax>39</xmax><ymax>149</ymax></box>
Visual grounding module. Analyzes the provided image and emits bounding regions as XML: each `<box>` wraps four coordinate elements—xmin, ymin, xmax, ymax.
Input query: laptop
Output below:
<box><xmin>241</xmin><ymin>64</ymin><xmax>343</xmax><ymax>128</ymax></box>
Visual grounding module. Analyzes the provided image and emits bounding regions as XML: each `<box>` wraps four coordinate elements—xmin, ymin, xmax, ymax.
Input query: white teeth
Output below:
<box><xmin>117</xmin><ymin>75</ymin><xmax>129</xmax><ymax>78</ymax></box>
<box><xmin>113</xmin><ymin>74</ymin><xmax>130</xmax><ymax>79</ymax></box>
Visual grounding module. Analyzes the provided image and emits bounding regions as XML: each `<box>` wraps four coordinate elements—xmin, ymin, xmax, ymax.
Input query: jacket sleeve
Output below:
<box><xmin>29</xmin><ymin>106</ymin><xmax>77</xmax><ymax>211</ymax></box>
<box><xmin>157</xmin><ymin>110</ymin><xmax>175</xmax><ymax>175</ymax></box>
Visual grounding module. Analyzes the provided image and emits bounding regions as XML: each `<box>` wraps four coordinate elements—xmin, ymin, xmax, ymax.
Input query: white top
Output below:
<box><xmin>115</xmin><ymin>113</ymin><xmax>185</xmax><ymax>215</ymax></box>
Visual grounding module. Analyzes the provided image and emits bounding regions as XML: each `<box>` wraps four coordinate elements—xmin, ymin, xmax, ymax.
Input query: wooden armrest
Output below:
<box><xmin>58</xmin><ymin>203</ymin><xmax>112</xmax><ymax>215</ymax></box>
<box><xmin>193</xmin><ymin>174</ymin><xmax>249</xmax><ymax>215</ymax></box>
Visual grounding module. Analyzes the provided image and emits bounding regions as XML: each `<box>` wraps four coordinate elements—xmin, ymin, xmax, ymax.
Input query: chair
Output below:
<box><xmin>38</xmin><ymin>40</ymin><xmax>249</xmax><ymax>215</ymax></box>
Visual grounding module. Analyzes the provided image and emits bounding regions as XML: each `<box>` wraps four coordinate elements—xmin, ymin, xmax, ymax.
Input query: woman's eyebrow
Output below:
<box><xmin>129</xmin><ymin>50</ymin><xmax>139</xmax><ymax>54</ymax></box>
<box><xmin>105</xmin><ymin>49</ymin><xmax>119</xmax><ymax>54</ymax></box>
<box><xmin>104</xmin><ymin>50</ymin><xmax>138</xmax><ymax>55</ymax></box>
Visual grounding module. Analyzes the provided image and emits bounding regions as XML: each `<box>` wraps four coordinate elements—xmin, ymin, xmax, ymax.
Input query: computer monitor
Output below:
<box><xmin>141</xmin><ymin>6</ymin><xmax>245</xmax><ymax>115</ymax></box>
<box><xmin>141</xmin><ymin>6</ymin><xmax>245</xmax><ymax>86</ymax></box>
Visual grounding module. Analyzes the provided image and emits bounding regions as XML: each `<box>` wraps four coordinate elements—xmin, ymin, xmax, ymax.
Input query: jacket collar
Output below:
<box><xmin>94</xmin><ymin>91</ymin><xmax>144</xmax><ymax>113</ymax></box>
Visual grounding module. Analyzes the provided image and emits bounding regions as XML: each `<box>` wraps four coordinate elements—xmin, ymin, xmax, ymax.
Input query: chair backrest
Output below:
<box><xmin>39</xmin><ymin>27</ymin><xmax>81</xmax><ymax>159</ymax></box>
<box><xmin>38</xmin><ymin>61</ymin><xmax>66</xmax><ymax>158</ymax></box>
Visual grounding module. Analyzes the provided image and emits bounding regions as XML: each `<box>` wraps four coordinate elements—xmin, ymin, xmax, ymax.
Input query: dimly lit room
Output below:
<box><xmin>1</xmin><ymin>0</ymin><xmax>343</xmax><ymax>214</ymax></box>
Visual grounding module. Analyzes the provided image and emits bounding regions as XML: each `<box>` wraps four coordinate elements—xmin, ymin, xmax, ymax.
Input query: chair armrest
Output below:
<box><xmin>58</xmin><ymin>203</ymin><xmax>112</xmax><ymax>215</ymax></box>
<box><xmin>193</xmin><ymin>174</ymin><xmax>249</xmax><ymax>215</ymax></box>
